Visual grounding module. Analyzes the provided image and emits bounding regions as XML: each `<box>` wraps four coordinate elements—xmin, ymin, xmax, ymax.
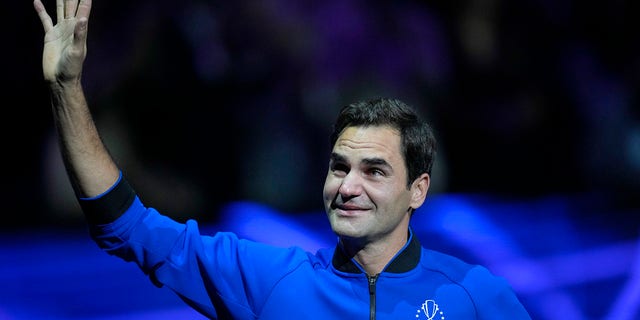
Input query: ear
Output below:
<box><xmin>409</xmin><ymin>173</ymin><xmax>430</xmax><ymax>210</ymax></box>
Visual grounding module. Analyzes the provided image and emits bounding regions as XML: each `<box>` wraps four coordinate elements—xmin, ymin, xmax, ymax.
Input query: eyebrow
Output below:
<box><xmin>330</xmin><ymin>152</ymin><xmax>346</xmax><ymax>163</ymax></box>
<box><xmin>362</xmin><ymin>157</ymin><xmax>391</xmax><ymax>168</ymax></box>
<box><xmin>330</xmin><ymin>152</ymin><xmax>392</xmax><ymax>168</ymax></box>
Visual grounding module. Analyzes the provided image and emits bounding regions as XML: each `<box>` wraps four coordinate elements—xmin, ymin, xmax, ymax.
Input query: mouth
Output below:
<box><xmin>331</xmin><ymin>203</ymin><xmax>370</xmax><ymax>216</ymax></box>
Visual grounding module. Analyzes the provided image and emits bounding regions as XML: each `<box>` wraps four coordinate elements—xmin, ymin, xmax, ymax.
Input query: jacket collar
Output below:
<box><xmin>332</xmin><ymin>229</ymin><xmax>421</xmax><ymax>274</ymax></box>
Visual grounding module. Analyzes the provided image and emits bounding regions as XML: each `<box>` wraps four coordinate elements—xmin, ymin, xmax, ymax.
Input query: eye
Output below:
<box><xmin>368</xmin><ymin>167</ymin><xmax>386</xmax><ymax>177</ymax></box>
<box><xmin>330</xmin><ymin>162</ymin><xmax>349</xmax><ymax>175</ymax></box>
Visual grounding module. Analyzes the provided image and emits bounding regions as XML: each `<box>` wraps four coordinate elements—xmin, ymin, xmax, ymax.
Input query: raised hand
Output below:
<box><xmin>33</xmin><ymin>0</ymin><xmax>92</xmax><ymax>83</ymax></box>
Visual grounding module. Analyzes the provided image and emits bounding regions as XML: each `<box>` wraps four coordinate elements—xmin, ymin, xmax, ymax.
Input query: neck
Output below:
<box><xmin>340</xmin><ymin>230</ymin><xmax>410</xmax><ymax>275</ymax></box>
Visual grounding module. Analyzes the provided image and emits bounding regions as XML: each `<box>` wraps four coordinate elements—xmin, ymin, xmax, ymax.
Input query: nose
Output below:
<box><xmin>338</xmin><ymin>171</ymin><xmax>363</xmax><ymax>197</ymax></box>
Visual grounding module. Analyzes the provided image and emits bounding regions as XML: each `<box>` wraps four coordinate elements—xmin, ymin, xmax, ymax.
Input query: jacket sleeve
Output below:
<box><xmin>82</xmin><ymin>175</ymin><xmax>311</xmax><ymax>319</ymax></box>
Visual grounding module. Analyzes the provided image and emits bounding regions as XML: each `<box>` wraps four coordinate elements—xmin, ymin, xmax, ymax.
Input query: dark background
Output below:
<box><xmin>2</xmin><ymin>1</ymin><xmax>639</xmax><ymax>319</ymax></box>
<box><xmin>9</xmin><ymin>0</ymin><xmax>640</xmax><ymax>228</ymax></box>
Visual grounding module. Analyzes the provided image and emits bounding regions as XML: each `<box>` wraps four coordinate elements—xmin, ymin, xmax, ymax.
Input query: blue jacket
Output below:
<box><xmin>84</xmin><ymin>177</ymin><xmax>531</xmax><ymax>319</ymax></box>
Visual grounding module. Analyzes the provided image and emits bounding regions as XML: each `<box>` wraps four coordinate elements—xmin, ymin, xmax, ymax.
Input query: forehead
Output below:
<box><xmin>333</xmin><ymin>126</ymin><xmax>403</xmax><ymax>162</ymax></box>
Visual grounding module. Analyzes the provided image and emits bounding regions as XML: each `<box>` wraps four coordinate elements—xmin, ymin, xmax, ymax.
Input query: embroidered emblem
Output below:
<box><xmin>415</xmin><ymin>299</ymin><xmax>445</xmax><ymax>320</ymax></box>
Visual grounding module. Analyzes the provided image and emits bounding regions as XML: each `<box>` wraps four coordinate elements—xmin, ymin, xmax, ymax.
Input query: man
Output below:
<box><xmin>34</xmin><ymin>0</ymin><xmax>531</xmax><ymax>318</ymax></box>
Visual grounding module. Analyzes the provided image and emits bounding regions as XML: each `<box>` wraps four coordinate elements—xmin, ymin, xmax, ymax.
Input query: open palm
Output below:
<box><xmin>33</xmin><ymin>0</ymin><xmax>92</xmax><ymax>82</ymax></box>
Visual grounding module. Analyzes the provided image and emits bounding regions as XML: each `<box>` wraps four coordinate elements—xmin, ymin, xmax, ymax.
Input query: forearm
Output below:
<box><xmin>49</xmin><ymin>78</ymin><xmax>120</xmax><ymax>199</ymax></box>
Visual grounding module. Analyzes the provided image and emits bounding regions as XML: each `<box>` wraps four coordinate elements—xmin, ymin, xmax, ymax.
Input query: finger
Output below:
<box><xmin>33</xmin><ymin>0</ymin><xmax>54</xmax><ymax>33</ymax></box>
<box><xmin>56</xmin><ymin>0</ymin><xmax>63</xmax><ymax>23</ymax></box>
<box><xmin>64</xmin><ymin>0</ymin><xmax>78</xmax><ymax>19</ymax></box>
<box><xmin>76</xmin><ymin>0</ymin><xmax>92</xmax><ymax>21</ymax></box>
<box><xmin>74</xmin><ymin>17</ymin><xmax>89</xmax><ymax>48</ymax></box>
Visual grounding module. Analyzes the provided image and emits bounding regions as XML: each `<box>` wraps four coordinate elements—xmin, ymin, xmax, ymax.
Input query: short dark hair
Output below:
<box><xmin>330</xmin><ymin>98</ymin><xmax>437</xmax><ymax>188</ymax></box>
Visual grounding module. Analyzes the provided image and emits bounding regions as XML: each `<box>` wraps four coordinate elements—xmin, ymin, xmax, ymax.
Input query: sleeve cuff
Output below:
<box><xmin>78</xmin><ymin>173</ymin><xmax>137</xmax><ymax>225</ymax></box>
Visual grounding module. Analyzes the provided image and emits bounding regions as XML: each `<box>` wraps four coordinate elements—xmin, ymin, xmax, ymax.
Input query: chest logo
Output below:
<box><xmin>415</xmin><ymin>299</ymin><xmax>444</xmax><ymax>320</ymax></box>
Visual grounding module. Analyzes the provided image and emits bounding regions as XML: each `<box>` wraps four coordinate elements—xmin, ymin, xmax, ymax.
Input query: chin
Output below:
<box><xmin>330</xmin><ymin>219</ymin><xmax>362</xmax><ymax>238</ymax></box>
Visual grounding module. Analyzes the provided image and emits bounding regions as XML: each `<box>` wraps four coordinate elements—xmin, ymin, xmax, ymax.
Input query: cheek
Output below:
<box><xmin>370</xmin><ymin>184</ymin><xmax>405</xmax><ymax>207</ymax></box>
<box><xmin>323</xmin><ymin>175</ymin><xmax>339</xmax><ymax>200</ymax></box>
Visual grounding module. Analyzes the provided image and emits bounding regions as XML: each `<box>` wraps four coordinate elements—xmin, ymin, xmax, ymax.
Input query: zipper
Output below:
<box><xmin>368</xmin><ymin>274</ymin><xmax>379</xmax><ymax>320</ymax></box>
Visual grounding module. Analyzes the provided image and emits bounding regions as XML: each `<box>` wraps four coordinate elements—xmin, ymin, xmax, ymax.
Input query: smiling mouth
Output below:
<box><xmin>332</xmin><ymin>204</ymin><xmax>370</xmax><ymax>216</ymax></box>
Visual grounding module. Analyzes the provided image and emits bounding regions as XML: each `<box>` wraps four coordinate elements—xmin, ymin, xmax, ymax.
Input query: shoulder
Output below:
<box><xmin>421</xmin><ymin>248</ymin><xmax>531</xmax><ymax>319</ymax></box>
<box><xmin>421</xmin><ymin>248</ymin><xmax>509</xmax><ymax>289</ymax></box>
<box><xmin>421</xmin><ymin>248</ymin><xmax>479</xmax><ymax>279</ymax></box>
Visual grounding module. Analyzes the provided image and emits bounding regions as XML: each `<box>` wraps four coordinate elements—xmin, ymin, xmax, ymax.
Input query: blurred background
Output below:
<box><xmin>2</xmin><ymin>0</ymin><xmax>640</xmax><ymax>319</ymax></box>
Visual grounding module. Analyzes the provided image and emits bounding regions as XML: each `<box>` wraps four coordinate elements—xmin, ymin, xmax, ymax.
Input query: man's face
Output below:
<box><xmin>323</xmin><ymin>125</ymin><xmax>415</xmax><ymax>243</ymax></box>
